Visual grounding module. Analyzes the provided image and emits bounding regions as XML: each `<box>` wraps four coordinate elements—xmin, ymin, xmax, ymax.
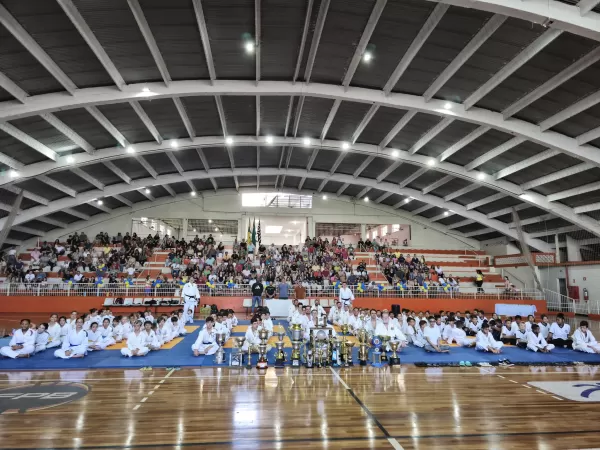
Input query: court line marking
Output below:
<box><xmin>328</xmin><ymin>367</ymin><xmax>350</xmax><ymax>390</ymax></box>
<box><xmin>497</xmin><ymin>375</ymin><xmax>505</xmax><ymax>379</ymax></box>
<box><xmin>535</xmin><ymin>389</ymin><xmax>547</xmax><ymax>394</ymax></box>
<box><xmin>132</xmin><ymin>405</ymin><xmax>140</xmax><ymax>411</ymax></box>
<box><xmin>148</xmin><ymin>391</ymin><xmax>154</xmax><ymax>396</ymax></box>
<box><xmin>552</xmin><ymin>396</ymin><xmax>564</xmax><ymax>401</ymax></box>
<box><xmin>387</xmin><ymin>438</ymin><xmax>405</xmax><ymax>450</ymax></box>
<box><xmin>140</xmin><ymin>397</ymin><xmax>148</xmax><ymax>403</ymax></box>
<box><xmin>522</xmin><ymin>385</ymin><xmax>531</xmax><ymax>388</ymax></box>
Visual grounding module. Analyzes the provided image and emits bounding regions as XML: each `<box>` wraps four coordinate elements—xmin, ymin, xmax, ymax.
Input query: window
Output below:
<box><xmin>372</xmin><ymin>230</ymin><xmax>377</xmax><ymax>239</ymax></box>
<box><xmin>242</xmin><ymin>193</ymin><xmax>312</xmax><ymax>209</ymax></box>
<box><xmin>381</xmin><ymin>226</ymin><xmax>388</xmax><ymax>236</ymax></box>
<box><xmin>392</xmin><ymin>224</ymin><xmax>400</xmax><ymax>233</ymax></box>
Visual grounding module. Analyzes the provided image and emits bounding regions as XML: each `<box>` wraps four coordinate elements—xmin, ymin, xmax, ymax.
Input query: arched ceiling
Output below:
<box><xmin>1</xmin><ymin>0</ymin><xmax>600</xmax><ymax>250</ymax></box>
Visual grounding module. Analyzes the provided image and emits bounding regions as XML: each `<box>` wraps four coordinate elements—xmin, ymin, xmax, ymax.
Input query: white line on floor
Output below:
<box><xmin>509</xmin><ymin>380</ymin><xmax>519</xmax><ymax>383</ymax></box>
<box><xmin>132</xmin><ymin>405</ymin><xmax>140</xmax><ymax>411</ymax></box>
<box><xmin>536</xmin><ymin>390</ymin><xmax>547</xmax><ymax>394</ymax></box>
<box><xmin>154</xmin><ymin>384</ymin><xmax>160</xmax><ymax>390</ymax></box>
<box><xmin>158</xmin><ymin>379</ymin><xmax>165</xmax><ymax>384</ymax></box>
<box><xmin>148</xmin><ymin>391</ymin><xmax>154</xmax><ymax>396</ymax></box>
<box><xmin>522</xmin><ymin>385</ymin><xmax>531</xmax><ymax>388</ymax></box>
<box><xmin>328</xmin><ymin>366</ymin><xmax>350</xmax><ymax>390</ymax></box>
<box><xmin>552</xmin><ymin>396</ymin><xmax>564</xmax><ymax>401</ymax></box>
<box><xmin>140</xmin><ymin>397</ymin><xmax>148</xmax><ymax>403</ymax></box>
<box><xmin>497</xmin><ymin>375</ymin><xmax>505</xmax><ymax>379</ymax></box>
<box><xmin>164</xmin><ymin>368</ymin><xmax>176</xmax><ymax>379</ymax></box>
<box><xmin>387</xmin><ymin>437</ymin><xmax>405</xmax><ymax>450</ymax></box>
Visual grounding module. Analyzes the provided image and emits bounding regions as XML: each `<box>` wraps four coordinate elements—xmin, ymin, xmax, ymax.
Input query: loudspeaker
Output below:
<box><xmin>391</xmin><ymin>304</ymin><xmax>400</xmax><ymax>316</ymax></box>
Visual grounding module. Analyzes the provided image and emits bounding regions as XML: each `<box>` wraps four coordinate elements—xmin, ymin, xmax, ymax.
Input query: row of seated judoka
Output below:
<box><xmin>0</xmin><ymin>308</ymin><xmax>191</xmax><ymax>359</ymax></box>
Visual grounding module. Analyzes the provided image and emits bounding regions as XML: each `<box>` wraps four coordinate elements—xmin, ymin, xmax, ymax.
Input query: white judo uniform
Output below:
<box><xmin>0</xmin><ymin>329</ymin><xmax>35</xmax><ymax>358</ymax></box>
<box><xmin>374</xmin><ymin>322</ymin><xmax>407</xmax><ymax>351</ymax></box>
<box><xmin>55</xmin><ymin>329</ymin><xmax>88</xmax><ymax>359</ymax></box>
<box><xmin>34</xmin><ymin>331</ymin><xmax>49</xmax><ymax>353</ymax></box>
<box><xmin>527</xmin><ymin>332</ymin><xmax>555</xmax><ymax>352</ymax></box>
<box><xmin>444</xmin><ymin>326</ymin><xmax>473</xmax><ymax>347</ymax></box>
<box><xmin>475</xmin><ymin>331</ymin><xmax>503</xmax><ymax>351</ymax></box>
<box><xmin>86</xmin><ymin>329</ymin><xmax>104</xmax><ymax>351</ymax></box>
<box><xmin>192</xmin><ymin>328</ymin><xmax>218</xmax><ymax>355</ymax></box>
<box><xmin>242</xmin><ymin>327</ymin><xmax>272</xmax><ymax>352</ymax></box>
<box><xmin>114</xmin><ymin>322</ymin><xmax>133</xmax><ymax>342</ymax></box>
<box><xmin>181</xmin><ymin>281</ymin><xmax>200</xmax><ymax>324</ymax></box>
<box><xmin>121</xmin><ymin>331</ymin><xmax>150</xmax><ymax>357</ymax></box>
<box><xmin>573</xmin><ymin>329</ymin><xmax>600</xmax><ymax>353</ymax></box>
<box><xmin>46</xmin><ymin>323</ymin><xmax>63</xmax><ymax>349</ymax></box>
<box><xmin>98</xmin><ymin>325</ymin><xmax>116</xmax><ymax>349</ymax></box>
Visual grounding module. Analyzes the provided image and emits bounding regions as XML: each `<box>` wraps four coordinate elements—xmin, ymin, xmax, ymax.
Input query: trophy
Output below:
<box><xmin>291</xmin><ymin>323</ymin><xmax>303</xmax><ymax>342</ymax></box>
<box><xmin>380</xmin><ymin>335</ymin><xmax>391</xmax><ymax>362</ymax></box>
<box><xmin>371</xmin><ymin>336</ymin><xmax>383</xmax><ymax>367</ymax></box>
<box><xmin>274</xmin><ymin>332</ymin><xmax>286</xmax><ymax>368</ymax></box>
<box><xmin>256</xmin><ymin>328</ymin><xmax>269</xmax><ymax>369</ymax></box>
<box><xmin>215</xmin><ymin>332</ymin><xmax>227</xmax><ymax>364</ymax></box>
<box><xmin>331</xmin><ymin>337</ymin><xmax>342</xmax><ymax>367</ymax></box>
<box><xmin>291</xmin><ymin>341</ymin><xmax>301</xmax><ymax>367</ymax></box>
<box><xmin>357</xmin><ymin>329</ymin><xmax>369</xmax><ymax>366</ymax></box>
<box><xmin>340</xmin><ymin>324</ymin><xmax>349</xmax><ymax>364</ymax></box>
<box><xmin>345</xmin><ymin>341</ymin><xmax>355</xmax><ymax>367</ymax></box>
<box><xmin>313</xmin><ymin>329</ymin><xmax>328</xmax><ymax>368</ymax></box>
<box><xmin>230</xmin><ymin>337</ymin><xmax>245</xmax><ymax>366</ymax></box>
<box><xmin>389</xmin><ymin>341</ymin><xmax>401</xmax><ymax>366</ymax></box>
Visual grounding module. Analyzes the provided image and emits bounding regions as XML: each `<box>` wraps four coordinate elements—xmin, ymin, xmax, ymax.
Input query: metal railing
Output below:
<box><xmin>0</xmin><ymin>282</ymin><xmax>544</xmax><ymax>300</ymax></box>
<box><xmin>542</xmin><ymin>288</ymin><xmax>600</xmax><ymax>315</ymax></box>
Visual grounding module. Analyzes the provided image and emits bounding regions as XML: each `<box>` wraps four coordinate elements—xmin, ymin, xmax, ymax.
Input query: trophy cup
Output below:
<box><xmin>331</xmin><ymin>337</ymin><xmax>341</xmax><ymax>367</ymax></box>
<box><xmin>256</xmin><ymin>328</ymin><xmax>269</xmax><ymax>369</ymax></box>
<box><xmin>389</xmin><ymin>341</ymin><xmax>401</xmax><ymax>366</ymax></box>
<box><xmin>340</xmin><ymin>324</ymin><xmax>349</xmax><ymax>364</ymax></box>
<box><xmin>305</xmin><ymin>347</ymin><xmax>314</xmax><ymax>368</ymax></box>
<box><xmin>345</xmin><ymin>341</ymin><xmax>355</xmax><ymax>366</ymax></box>
<box><xmin>215</xmin><ymin>332</ymin><xmax>227</xmax><ymax>364</ymax></box>
<box><xmin>291</xmin><ymin>341</ymin><xmax>301</xmax><ymax>367</ymax></box>
<box><xmin>314</xmin><ymin>329</ymin><xmax>328</xmax><ymax>368</ymax></box>
<box><xmin>291</xmin><ymin>323</ymin><xmax>303</xmax><ymax>342</ymax></box>
<box><xmin>371</xmin><ymin>336</ymin><xmax>383</xmax><ymax>367</ymax></box>
<box><xmin>357</xmin><ymin>329</ymin><xmax>369</xmax><ymax>366</ymax></box>
<box><xmin>274</xmin><ymin>332</ymin><xmax>286</xmax><ymax>368</ymax></box>
<box><xmin>230</xmin><ymin>337</ymin><xmax>245</xmax><ymax>366</ymax></box>
<box><xmin>380</xmin><ymin>335</ymin><xmax>391</xmax><ymax>362</ymax></box>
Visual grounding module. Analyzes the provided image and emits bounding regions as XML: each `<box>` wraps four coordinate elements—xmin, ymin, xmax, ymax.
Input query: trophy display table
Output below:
<box><xmin>265</xmin><ymin>299</ymin><xmax>293</xmax><ymax>318</ymax></box>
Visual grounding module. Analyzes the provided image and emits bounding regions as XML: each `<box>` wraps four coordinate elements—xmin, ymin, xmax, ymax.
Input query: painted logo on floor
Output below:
<box><xmin>0</xmin><ymin>382</ymin><xmax>90</xmax><ymax>414</ymax></box>
<box><xmin>528</xmin><ymin>381</ymin><xmax>600</xmax><ymax>402</ymax></box>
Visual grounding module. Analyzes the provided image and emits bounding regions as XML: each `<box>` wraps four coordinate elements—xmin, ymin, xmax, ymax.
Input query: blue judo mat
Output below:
<box><xmin>0</xmin><ymin>320</ymin><xmax>598</xmax><ymax>370</ymax></box>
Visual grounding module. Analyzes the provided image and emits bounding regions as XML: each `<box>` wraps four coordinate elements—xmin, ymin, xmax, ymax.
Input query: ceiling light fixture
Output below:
<box><xmin>191</xmin><ymin>191</ymin><xmax>196</xmax><ymax>196</ymax></box>
<box><xmin>9</xmin><ymin>170</ymin><xmax>19</xmax><ymax>178</ymax></box>
<box><xmin>404</xmin><ymin>198</ymin><xmax>410</xmax><ymax>203</ymax></box>
<box><xmin>444</xmin><ymin>211</ymin><xmax>449</xmax><ymax>216</ymax></box>
<box><xmin>126</xmin><ymin>146</ymin><xmax>135</xmax><ymax>154</ymax></box>
<box><xmin>341</xmin><ymin>142</ymin><xmax>350</xmax><ymax>150</ymax></box>
<box><xmin>66</xmin><ymin>155</ymin><xmax>75</xmax><ymax>164</ymax></box>
<box><xmin>363</xmin><ymin>51</ymin><xmax>373</xmax><ymax>63</ymax></box>
<box><xmin>208</xmin><ymin>219</ymin><xmax>213</xmax><ymax>223</ymax></box>
<box><xmin>97</xmin><ymin>200</ymin><xmax>103</xmax><ymax>205</ymax></box>
<box><xmin>245</xmin><ymin>41</ymin><xmax>255</xmax><ymax>54</ymax></box>
<box><xmin>364</xmin><ymin>197</ymin><xmax>369</xmax><ymax>202</ymax></box>
<box><xmin>215</xmin><ymin>227</ymin><xmax>219</xmax><ymax>232</ymax></box>
<box><xmin>322</xmin><ymin>195</ymin><xmax>327</xmax><ymax>200</ymax></box>
<box><xmin>478</xmin><ymin>172</ymin><xmax>486</xmax><ymax>180</ymax></box>
<box><xmin>427</xmin><ymin>158</ymin><xmax>435</xmax><ymax>166</ymax></box>
<box><xmin>170</xmin><ymin>140</ymin><xmax>179</xmax><ymax>149</ymax></box>
<box><xmin>391</xmin><ymin>149</ymin><xmax>399</xmax><ymax>157</ymax></box>
<box><xmin>444</xmin><ymin>102</ymin><xmax>452</xmax><ymax>110</ymax></box>
<box><xmin>303</xmin><ymin>137</ymin><xmax>311</xmax><ymax>146</ymax></box>
<box><xmin>266</xmin><ymin>135</ymin><xmax>274</xmax><ymax>145</ymax></box>
<box><xmin>193</xmin><ymin>228</ymin><xmax>197</xmax><ymax>232</ymax></box>
<box><xmin>145</xmin><ymin>188</ymin><xmax>150</xmax><ymax>194</ymax></box>
<box><xmin>225</xmin><ymin>136</ymin><xmax>234</xmax><ymax>145</ymax></box>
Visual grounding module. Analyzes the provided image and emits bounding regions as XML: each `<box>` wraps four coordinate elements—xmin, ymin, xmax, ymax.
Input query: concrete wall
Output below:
<box><xmin>20</xmin><ymin>191</ymin><xmax>482</xmax><ymax>251</ymax></box>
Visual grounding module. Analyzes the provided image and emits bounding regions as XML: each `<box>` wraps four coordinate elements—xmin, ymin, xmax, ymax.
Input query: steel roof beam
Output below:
<box><xmin>383</xmin><ymin>3</ymin><xmax>449</xmax><ymax>95</ymax></box>
<box><xmin>304</xmin><ymin>0</ymin><xmax>330</xmax><ymax>83</ymax></box>
<box><xmin>465</xmin><ymin>136</ymin><xmax>526</xmax><ymax>171</ymax></box>
<box><xmin>548</xmin><ymin>180</ymin><xmax>600</xmax><ymax>202</ymax></box>
<box><xmin>375</xmin><ymin>191</ymin><xmax>392</xmax><ymax>204</ymax></box>
<box><xmin>487</xmin><ymin>203</ymin><xmax>530</xmax><ymax>219</ymax></box>
<box><xmin>136</xmin><ymin>155</ymin><xmax>158</xmax><ymax>179</ymax></box>
<box><xmin>412</xmin><ymin>204</ymin><xmax>435</xmax><ymax>215</ymax></box>
<box><xmin>138</xmin><ymin>188</ymin><xmax>155</xmax><ymax>202</ymax></box>
<box><xmin>130</xmin><ymin>101</ymin><xmax>162</xmax><ymax>144</ymax></box>
<box><xmin>320</xmin><ymin>99</ymin><xmax>341</xmax><ymax>140</ymax></box>
<box><xmin>494</xmin><ymin>148</ymin><xmax>560</xmax><ymax>179</ymax></box>
<box><xmin>521</xmin><ymin>162</ymin><xmax>594</xmax><ymax>190</ymax></box>
<box><xmin>353</xmin><ymin>155</ymin><xmax>375</xmax><ymax>178</ymax></box>
<box><xmin>63</xmin><ymin>208</ymin><xmax>90</xmax><ymax>220</ymax></box>
<box><xmin>41</xmin><ymin>113</ymin><xmax>94</xmax><ymax>154</ymax></box>
<box><xmin>464</xmin><ymin>29</ymin><xmax>562</xmax><ymax>110</ymax></box>
<box><xmin>57</xmin><ymin>0</ymin><xmax>126</xmax><ymax>90</ymax></box>
<box><xmin>438</xmin><ymin>126</ymin><xmax>490</xmax><ymax>162</ymax></box>
<box><xmin>255</xmin><ymin>0</ymin><xmax>261</xmax><ymax>83</ymax></box>
<box><xmin>192</xmin><ymin>0</ymin><xmax>216</xmax><ymax>82</ymax></box>
<box><xmin>467</xmin><ymin>192</ymin><xmax>506</xmax><ymax>210</ymax></box>
<box><xmin>529</xmin><ymin>225</ymin><xmax>580</xmax><ymax>238</ymax></box>
<box><xmin>399</xmin><ymin>168</ymin><xmax>427</xmax><ymax>188</ymax></box>
<box><xmin>164</xmin><ymin>185</ymin><xmax>177</xmax><ymax>197</ymax></box>
<box><xmin>352</xmin><ymin>104</ymin><xmax>379</xmax><ymax>144</ymax></box>
<box><xmin>0</xmin><ymin>72</ymin><xmax>28</xmax><ymax>104</ymax></box>
<box><xmin>464</xmin><ymin>227</ymin><xmax>495</xmax><ymax>238</ymax></box>
<box><xmin>444</xmin><ymin>183</ymin><xmax>479</xmax><ymax>202</ymax></box>
<box><xmin>410</xmin><ymin>117</ymin><xmax>453</xmax><ymax>154</ymax></box>
<box><xmin>12</xmin><ymin>225</ymin><xmax>44</xmax><ymax>236</ymax></box>
<box><xmin>579</xmin><ymin>0</ymin><xmax>600</xmax><ymax>16</ymax></box>
<box><xmin>114</xmin><ymin>194</ymin><xmax>133</xmax><ymax>207</ymax></box>
<box><xmin>509</xmin><ymin>213</ymin><xmax>554</xmax><ymax>228</ymax></box>
<box><xmin>85</xmin><ymin>106</ymin><xmax>128</xmax><ymax>147</ymax></box>
<box><xmin>356</xmin><ymin>187</ymin><xmax>371</xmax><ymax>200</ymax></box>
<box><xmin>0</xmin><ymin>154</ymin><xmax>23</xmax><ymax>171</ymax></box>
<box><xmin>540</xmin><ymin>90</ymin><xmax>600</xmax><ymax>131</ymax></box>
<box><xmin>379</xmin><ymin>111</ymin><xmax>417</xmax><ymax>148</ymax></box>
<box><xmin>317</xmin><ymin>179</ymin><xmax>328</xmax><ymax>193</ymax></box>
<box><xmin>89</xmin><ymin>200</ymin><xmax>111</xmax><ymax>214</ymax></box>
<box><xmin>39</xmin><ymin>175</ymin><xmax>76</xmax><ymax>197</ymax></box>
<box><xmin>0</xmin><ymin>123</ymin><xmax>57</xmax><ymax>161</ymax></box>
<box><xmin>424</xmin><ymin>14</ymin><xmax>507</xmax><ymax>101</ymax></box>
<box><xmin>422</xmin><ymin>174</ymin><xmax>453</xmax><ymax>194</ymax></box>
<box><xmin>376</xmin><ymin>161</ymin><xmax>402</xmax><ymax>182</ymax></box>
<box><xmin>2</xmin><ymin>185</ymin><xmax>48</xmax><ymax>205</ymax></box>
<box><xmin>429</xmin><ymin>211</ymin><xmax>455</xmax><ymax>222</ymax></box>
<box><xmin>447</xmin><ymin>219</ymin><xmax>475</xmax><ymax>229</ymax></box>
<box><xmin>103</xmin><ymin>161</ymin><xmax>132</xmax><ymax>184</ymax></box>
<box><xmin>71</xmin><ymin>167</ymin><xmax>104</xmax><ymax>190</ymax></box>
<box><xmin>337</xmin><ymin>183</ymin><xmax>349</xmax><ymax>196</ymax></box>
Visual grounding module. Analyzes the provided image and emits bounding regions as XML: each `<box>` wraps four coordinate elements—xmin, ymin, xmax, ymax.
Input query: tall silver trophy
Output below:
<box><xmin>230</xmin><ymin>337</ymin><xmax>245</xmax><ymax>366</ymax></box>
<box><xmin>215</xmin><ymin>332</ymin><xmax>227</xmax><ymax>364</ymax></box>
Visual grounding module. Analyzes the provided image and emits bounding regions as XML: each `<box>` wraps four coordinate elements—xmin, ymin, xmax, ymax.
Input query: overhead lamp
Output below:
<box><xmin>214</xmin><ymin>227</ymin><xmax>219</xmax><ymax>232</ymax></box>
<box><xmin>444</xmin><ymin>211</ymin><xmax>449</xmax><ymax>216</ymax></box>
<box><xmin>97</xmin><ymin>200</ymin><xmax>103</xmax><ymax>205</ymax></box>
<box><xmin>265</xmin><ymin>135</ymin><xmax>274</xmax><ymax>145</ymax></box>
<box><xmin>191</xmin><ymin>191</ymin><xmax>197</xmax><ymax>196</ymax></box>
<box><xmin>323</xmin><ymin>195</ymin><xmax>327</xmax><ymax>200</ymax></box>
<box><xmin>341</xmin><ymin>142</ymin><xmax>350</xmax><ymax>150</ymax></box>
<box><xmin>66</xmin><ymin>155</ymin><xmax>75</xmax><ymax>164</ymax></box>
<box><xmin>145</xmin><ymin>188</ymin><xmax>150</xmax><ymax>194</ymax></box>
<box><xmin>208</xmin><ymin>219</ymin><xmax>213</xmax><ymax>223</ymax></box>
<box><xmin>8</xmin><ymin>170</ymin><xmax>19</xmax><ymax>178</ymax></box>
<box><xmin>427</xmin><ymin>158</ymin><xmax>435</xmax><ymax>166</ymax></box>
<box><xmin>391</xmin><ymin>149</ymin><xmax>399</xmax><ymax>157</ymax></box>
<box><xmin>303</xmin><ymin>137</ymin><xmax>311</xmax><ymax>146</ymax></box>
<box><xmin>363</xmin><ymin>51</ymin><xmax>373</xmax><ymax>63</ymax></box>
<box><xmin>245</xmin><ymin>41</ymin><xmax>255</xmax><ymax>54</ymax></box>
<box><xmin>126</xmin><ymin>146</ymin><xmax>135</xmax><ymax>154</ymax></box>
<box><xmin>478</xmin><ymin>172</ymin><xmax>486</xmax><ymax>180</ymax></box>
<box><xmin>170</xmin><ymin>140</ymin><xmax>179</xmax><ymax>149</ymax></box>
<box><xmin>364</xmin><ymin>197</ymin><xmax>369</xmax><ymax>202</ymax></box>
<box><xmin>193</xmin><ymin>228</ymin><xmax>197</xmax><ymax>232</ymax></box>
<box><xmin>225</xmin><ymin>136</ymin><xmax>234</xmax><ymax>145</ymax></box>
<box><xmin>444</xmin><ymin>102</ymin><xmax>452</xmax><ymax>110</ymax></box>
<box><xmin>404</xmin><ymin>198</ymin><xmax>410</xmax><ymax>203</ymax></box>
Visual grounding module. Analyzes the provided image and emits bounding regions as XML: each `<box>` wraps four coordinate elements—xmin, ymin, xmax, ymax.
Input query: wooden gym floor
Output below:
<box><xmin>0</xmin><ymin>365</ymin><xmax>599</xmax><ymax>450</ymax></box>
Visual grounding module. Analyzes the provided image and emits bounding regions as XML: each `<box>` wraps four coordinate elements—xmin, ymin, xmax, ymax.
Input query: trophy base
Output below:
<box><xmin>389</xmin><ymin>357</ymin><xmax>401</xmax><ymax>366</ymax></box>
<box><xmin>380</xmin><ymin>356</ymin><xmax>388</xmax><ymax>363</ymax></box>
<box><xmin>346</xmin><ymin>361</ymin><xmax>354</xmax><ymax>367</ymax></box>
<box><xmin>359</xmin><ymin>360</ymin><xmax>367</xmax><ymax>366</ymax></box>
<box><xmin>291</xmin><ymin>359</ymin><xmax>301</xmax><ymax>367</ymax></box>
<box><xmin>274</xmin><ymin>358</ymin><xmax>285</xmax><ymax>368</ymax></box>
<box><xmin>256</xmin><ymin>361</ymin><xmax>268</xmax><ymax>370</ymax></box>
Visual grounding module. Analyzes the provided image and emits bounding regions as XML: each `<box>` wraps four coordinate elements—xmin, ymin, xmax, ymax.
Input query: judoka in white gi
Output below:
<box><xmin>287</xmin><ymin>299</ymin><xmax>300</xmax><ymax>323</ymax></box>
<box><xmin>114</xmin><ymin>316</ymin><xmax>133</xmax><ymax>342</ymax></box>
<box><xmin>475</xmin><ymin>323</ymin><xmax>503</xmax><ymax>353</ymax></box>
<box><xmin>242</xmin><ymin>318</ymin><xmax>272</xmax><ymax>352</ymax></box>
<box><xmin>192</xmin><ymin>316</ymin><xmax>218</xmax><ymax>356</ymax></box>
<box><xmin>181</xmin><ymin>280</ymin><xmax>200</xmax><ymax>324</ymax></box>
<box><xmin>374</xmin><ymin>310</ymin><xmax>407</xmax><ymax>351</ymax></box>
<box><xmin>328</xmin><ymin>302</ymin><xmax>343</xmax><ymax>325</ymax></box>
<box><xmin>444</xmin><ymin>319</ymin><xmax>474</xmax><ymax>347</ymax></box>
<box><xmin>527</xmin><ymin>324</ymin><xmax>555</xmax><ymax>353</ymax></box>
<box><xmin>55</xmin><ymin>318</ymin><xmax>88</xmax><ymax>359</ymax></box>
<box><xmin>34</xmin><ymin>323</ymin><xmax>49</xmax><ymax>354</ymax></box>
<box><xmin>1</xmin><ymin>319</ymin><xmax>35</xmax><ymax>358</ymax></box>
<box><xmin>86</xmin><ymin>322</ymin><xmax>104</xmax><ymax>351</ymax></box>
<box><xmin>348</xmin><ymin>308</ymin><xmax>363</xmax><ymax>333</ymax></box>
<box><xmin>143</xmin><ymin>321</ymin><xmax>160</xmax><ymax>351</ymax></box>
<box><xmin>573</xmin><ymin>320</ymin><xmax>600</xmax><ymax>354</ymax></box>
<box><xmin>121</xmin><ymin>321</ymin><xmax>150</xmax><ymax>357</ymax></box>
<box><xmin>45</xmin><ymin>314</ymin><xmax>62</xmax><ymax>349</ymax></box>
<box><xmin>338</xmin><ymin>282</ymin><xmax>355</xmax><ymax>307</ymax></box>
<box><xmin>97</xmin><ymin>318</ymin><xmax>116</xmax><ymax>349</ymax></box>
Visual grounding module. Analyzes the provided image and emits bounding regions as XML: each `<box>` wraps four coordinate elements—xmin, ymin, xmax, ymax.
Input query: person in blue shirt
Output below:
<box><xmin>278</xmin><ymin>280</ymin><xmax>289</xmax><ymax>299</ymax></box>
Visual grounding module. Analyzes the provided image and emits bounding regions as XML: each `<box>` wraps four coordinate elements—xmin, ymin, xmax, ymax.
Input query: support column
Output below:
<box><xmin>0</xmin><ymin>189</ymin><xmax>23</xmax><ymax>249</ymax></box>
<box><xmin>307</xmin><ymin>217</ymin><xmax>315</xmax><ymax>238</ymax></box>
<box><xmin>554</xmin><ymin>234</ymin><xmax>561</xmax><ymax>263</ymax></box>
<box><xmin>360</xmin><ymin>224</ymin><xmax>367</xmax><ymax>240</ymax></box>
<box><xmin>566</xmin><ymin>235</ymin><xmax>582</xmax><ymax>262</ymax></box>
<box><xmin>237</xmin><ymin>218</ymin><xmax>244</xmax><ymax>241</ymax></box>
<box><xmin>182</xmin><ymin>218</ymin><xmax>189</xmax><ymax>240</ymax></box>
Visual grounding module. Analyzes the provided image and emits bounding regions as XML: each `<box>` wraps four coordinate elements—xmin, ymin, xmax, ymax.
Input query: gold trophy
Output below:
<box><xmin>380</xmin><ymin>335</ymin><xmax>391</xmax><ymax>362</ymax></box>
<box><xmin>291</xmin><ymin>323</ymin><xmax>303</xmax><ymax>367</ymax></box>
<box><xmin>389</xmin><ymin>341</ymin><xmax>400</xmax><ymax>366</ymax></box>
<box><xmin>345</xmin><ymin>341</ymin><xmax>355</xmax><ymax>366</ymax></box>
<box><xmin>274</xmin><ymin>332</ymin><xmax>286</xmax><ymax>368</ymax></box>
<box><xmin>256</xmin><ymin>328</ymin><xmax>269</xmax><ymax>369</ymax></box>
<box><xmin>230</xmin><ymin>337</ymin><xmax>245</xmax><ymax>366</ymax></box>
<box><xmin>357</xmin><ymin>329</ymin><xmax>369</xmax><ymax>366</ymax></box>
<box><xmin>340</xmin><ymin>324</ymin><xmax>349</xmax><ymax>364</ymax></box>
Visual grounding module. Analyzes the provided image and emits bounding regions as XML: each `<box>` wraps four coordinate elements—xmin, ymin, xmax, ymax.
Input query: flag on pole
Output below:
<box><xmin>247</xmin><ymin>220</ymin><xmax>251</xmax><ymax>243</ymax></box>
<box><xmin>251</xmin><ymin>217</ymin><xmax>257</xmax><ymax>246</ymax></box>
<box><xmin>257</xmin><ymin>219</ymin><xmax>262</xmax><ymax>245</ymax></box>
